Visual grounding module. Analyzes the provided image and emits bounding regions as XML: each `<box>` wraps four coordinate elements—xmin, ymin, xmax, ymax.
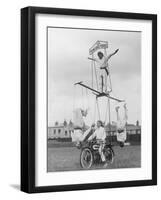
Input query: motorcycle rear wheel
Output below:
<box><xmin>104</xmin><ymin>148</ymin><xmax>114</xmax><ymax>164</ymax></box>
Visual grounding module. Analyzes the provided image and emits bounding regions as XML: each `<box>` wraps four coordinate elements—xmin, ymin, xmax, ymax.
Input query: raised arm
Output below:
<box><xmin>102</xmin><ymin>128</ymin><xmax>106</xmax><ymax>141</ymax></box>
<box><xmin>105</xmin><ymin>48</ymin><xmax>119</xmax><ymax>62</ymax></box>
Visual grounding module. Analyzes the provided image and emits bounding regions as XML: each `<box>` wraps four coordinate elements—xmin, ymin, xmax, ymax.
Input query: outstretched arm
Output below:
<box><xmin>106</xmin><ymin>49</ymin><xmax>119</xmax><ymax>62</ymax></box>
<box><xmin>88</xmin><ymin>57</ymin><xmax>100</xmax><ymax>64</ymax></box>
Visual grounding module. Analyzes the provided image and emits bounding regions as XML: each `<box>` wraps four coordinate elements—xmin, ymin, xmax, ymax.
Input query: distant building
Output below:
<box><xmin>48</xmin><ymin>120</ymin><xmax>73</xmax><ymax>139</ymax></box>
<box><xmin>105</xmin><ymin>121</ymin><xmax>141</xmax><ymax>136</ymax></box>
<box><xmin>105</xmin><ymin>121</ymin><xmax>141</xmax><ymax>135</ymax></box>
<box><xmin>48</xmin><ymin>120</ymin><xmax>141</xmax><ymax>140</ymax></box>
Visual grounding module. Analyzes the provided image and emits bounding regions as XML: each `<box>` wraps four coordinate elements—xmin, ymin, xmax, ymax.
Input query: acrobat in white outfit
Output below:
<box><xmin>71</xmin><ymin>108</ymin><xmax>94</xmax><ymax>144</ymax></box>
<box><xmin>115</xmin><ymin>104</ymin><xmax>128</xmax><ymax>146</ymax></box>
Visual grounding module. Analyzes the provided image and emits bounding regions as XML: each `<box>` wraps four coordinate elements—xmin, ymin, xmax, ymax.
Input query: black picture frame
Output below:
<box><xmin>21</xmin><ymin>6</ymin><xmax>157</xmax><ymax>193</ymax></box>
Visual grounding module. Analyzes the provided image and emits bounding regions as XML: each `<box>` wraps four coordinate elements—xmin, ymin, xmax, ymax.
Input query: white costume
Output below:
<box><xmin>88</xmin><ymin>126</ymin><xmax>106</xmax><ymax>141</ymax></box>
<box><xmin>71</xmin><ymin>129</ymin><xmax>83</xmax><ymax>143</ymax></box>
<box><xmin>73</xmin><ymin>108</ymin><xmax>84</xmax><ymax>128</ymax></box>
<box><xmin>71</xmin><ymin>108</ymin><xmax>90</xmax><ymax>143</ymax></box>
<box><xmin>94</xmin><ymin>49</ymin><xmax>119</xmax><ymax>93</ymax></box>
<box><xmin>116</xmin><ymin>105</ymin><xmax>127</xmax><ymax>143</ymax></box>
<box><xmin>89</xmin><ymin>126</ymin><xmax>106</xmax><ymax>162</ymax></box>
<box><xmin>116</xmin><ymin>128</ymin><xmax>127</xmax><ymax>143</ymax></box>
<box><xmin>71</xmin><ymin>127</ymin><xmax>92</xmax><ymax>143</ymax></box>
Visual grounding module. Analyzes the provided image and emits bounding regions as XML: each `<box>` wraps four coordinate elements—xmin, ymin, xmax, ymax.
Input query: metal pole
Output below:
<box><xmin>108</xmin><ymin>97</ymin><xmax>112</xmax><ymax>144</ymax></box>
<box><xmin>96</xmin><ymin>98</ymin><xmax>101</xmax><ymax>120</ymax></box>
<box><xmin>101</xmin><ymin>75</ymin><xmax>104</xmax><ymax>93</ymax></box>
<box><xmin>91</xmin><ymin>54</ymin><xmax>94</xmax><ymax>88</ymax></box>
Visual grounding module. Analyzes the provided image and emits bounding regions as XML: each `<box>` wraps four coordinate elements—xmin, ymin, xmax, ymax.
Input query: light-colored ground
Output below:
<box><xmin>47</xmin><ymin>145</ymin><xmax>141</xmax><ymax>172</ymax></box>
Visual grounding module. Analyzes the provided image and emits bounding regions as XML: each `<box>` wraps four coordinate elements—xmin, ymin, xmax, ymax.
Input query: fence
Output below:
<box><xmin>48</xmin><ymin>128</ymin><xmax>141</xmax><ymax>145</ymax></box>
<box><xmin>107</xmin><ymin>129</ymin><xmax>141</xmax><ymax>145</ymax></box>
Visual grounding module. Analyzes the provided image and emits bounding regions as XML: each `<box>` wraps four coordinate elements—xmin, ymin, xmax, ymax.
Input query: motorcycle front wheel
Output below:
<box><xmin>80</xmin><ymin>148</ymin><xmax>93</xmax><ymax>169</ymax></box>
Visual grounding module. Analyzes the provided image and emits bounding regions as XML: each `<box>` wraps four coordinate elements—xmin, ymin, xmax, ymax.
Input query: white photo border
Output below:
<box><xmin>35</xmin><ymin>14</ymin><xmax>152</xmax><ymax>187</ymax></box>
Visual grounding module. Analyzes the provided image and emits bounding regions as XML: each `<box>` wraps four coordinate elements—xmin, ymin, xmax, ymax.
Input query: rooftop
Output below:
<box><xmin>49</xmin><ymin>120</ymin><xmax>141</xmax><ymax>131</ymax></box>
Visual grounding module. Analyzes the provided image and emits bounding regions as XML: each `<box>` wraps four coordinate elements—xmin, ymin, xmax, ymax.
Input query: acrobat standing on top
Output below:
<box><xmin>89</xmin><ymin>48</ymin><xmax>119</xmax><ymax>93</ymax></box>
<box><xmin>115</xmin><ymin>103</ymin><xmax>128</xmax><ymax>147</ymax></box>
<box><xmin>97</xmin><ymin>49</ymin><xmax>119</xmax><ymax>76</ymax></box>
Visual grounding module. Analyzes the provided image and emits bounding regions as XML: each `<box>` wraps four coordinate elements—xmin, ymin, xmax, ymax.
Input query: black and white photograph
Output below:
<box><xmin>47</xmin><ymin>27</ymin><xmax>141</xmax><ymax>172</ymax></box>
<box><xmin>20</xmin><ymin>7</ymin><xmax>157</xmax><ymax>193</ymax></box>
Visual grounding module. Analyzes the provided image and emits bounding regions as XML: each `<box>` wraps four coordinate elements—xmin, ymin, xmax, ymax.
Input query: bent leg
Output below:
<box><xmin>99</xmin><ymin>143</ymin><xmax>105</xmax><ymax>162</ymax></box>
<box><xmin>124</xmin><ymin>103</ymin><xmax>128</xmax><ymax>121</ymax></box>
<box><xmin>81</xmin><ymin>128</ymin><xmax>92</xmax><ymax>141</ymax></box>
<box><xmin>115</xmin><ymin>106</ymin><xmax>120</xmax><ymax>121</ymax></box>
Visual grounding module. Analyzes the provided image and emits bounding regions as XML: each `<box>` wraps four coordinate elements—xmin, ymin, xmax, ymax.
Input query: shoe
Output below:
<box><xmin>104</xmin><ymin>162</ymin><xmax>108</xmax><ymax>168</ymax></box>
<box><xmin>76</xmin><ymin>141</ymin><xmax>81</xmax><ymax>148</ymax></box>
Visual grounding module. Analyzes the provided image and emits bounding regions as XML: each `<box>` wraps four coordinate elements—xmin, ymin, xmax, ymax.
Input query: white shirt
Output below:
<box><xmin>95</xmin><ymin>55</ymin><xmax>109</xmax><ymax>68</ymax></box>
<box><xmin>89</xmin><ymin>126</ymin><xmax>106</xmax><ymax>141</ymax></box>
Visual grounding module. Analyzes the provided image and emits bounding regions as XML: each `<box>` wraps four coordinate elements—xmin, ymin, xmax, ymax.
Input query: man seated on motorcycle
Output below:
<box><xmin>88</xmin><ymin>120</ymin><xmax>106</xmax><ymax>162</ymax></box>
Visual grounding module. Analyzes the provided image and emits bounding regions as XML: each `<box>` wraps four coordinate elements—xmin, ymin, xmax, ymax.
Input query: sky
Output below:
<box><xmin>48</xmin><ymin>27</ymin><xmax>141</xmax><ymax>127</ymax></box>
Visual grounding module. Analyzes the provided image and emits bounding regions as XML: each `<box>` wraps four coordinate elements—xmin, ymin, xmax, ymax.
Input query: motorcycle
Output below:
<box><xmin>77</xmin><ymin>140</ymin><xmax>114</xmax><ymax>169</ymax></box>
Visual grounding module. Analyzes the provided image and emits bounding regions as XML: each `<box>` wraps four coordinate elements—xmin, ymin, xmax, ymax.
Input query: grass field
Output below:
<box><xmin>47</xmin><ymin>145</ymin><xmax>141</xmax><ymax>172</ymax></box>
